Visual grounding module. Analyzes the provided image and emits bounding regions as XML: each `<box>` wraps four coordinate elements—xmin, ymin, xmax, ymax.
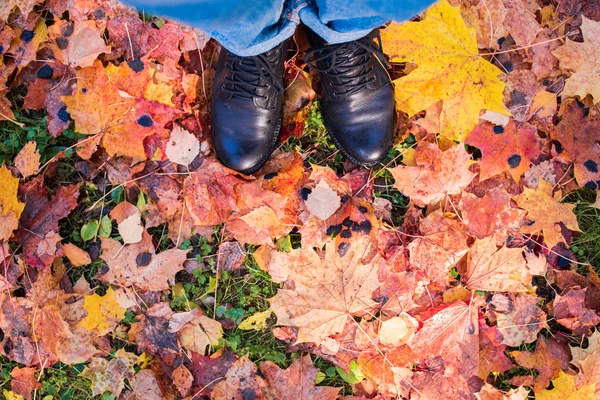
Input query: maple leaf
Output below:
<box><xmin>211</xmin><ymin>356</ymin><xmax>268</xmax><ymax>400</ymax></box>
<box><xmin>10</xmin><ymin>367</ymin><xmax>41</xmax><ymax>400</ymax></box>
<box><xmin>513</xmin><ymin>180</ymin><xmax>580</xmax><ymax>249</ymax></box>
<box><xmin>552</xmin><ymin>286</ymin><xmax>600</xmax><ymax>335</ymax></box>
<box><xmin>464</xmin><ymin>236</ymin><xmax>532</xmax><ymax>292</ymax></box>
<box><xmin>128</xmin><ymin>303</ymin><xmax>179</xmax><ymax>362</ymax></box>
<box><xmin>0</xmin><ymin>164</ymin><xmax>25</xmax><ymax>242</ymax></box>
<box><xmin>79</xmin><ymin>349</ymin><xmax>137</xmax><ymax>396</ymax></box>
<box><xmin>78</xmin><ymin>287</ymin><xmax>127</xmax><ymax>336</ymax></box>
<box><xmin>478</xmin><ymin>318</ymin><xmax>514</xmax><ymax>379</ymax></box>
<box><xmin>389</xmin><ymin>143</ymin><xmax>475</xmax><ymax>207</ymax></box>
<box><xmin>553</xmin><ymin>17</ymin><xmax>600</xmax><ymax>104</ymax></box>
<box><xmin>408</xmin><ymin>210</ymin><xmax>469</xmax><ymax>285</ymax></box>
<box><xmin>263</xmin><ymin>236</ymin><xmax>382</xmax><ymax>344</ymax></box>
<box><xmin>510</xmin><ymin>337</ymin><xmax>569</xmax><ymax>392</ymax></box>
<box><xmin>18</xmin><ymin>183</ymin><xmax>81</xmax><ymax>268</ymax></box>
<box><xmin>408</xmin><ymin>301</ymin><xmax>479</xmax><ymax>380</ymax></box>
<box><xmin>466</xmin><ymin>120</ymin><xmax>541</xmax><ymax>183</ymax></box>
<box><xmin>259</xmin><ymin>355</ymin><xmax>340</xmax><ymax>400</ymax></box>
<box><xmin>14</xmin><ymin>141</ymin><xmax>40</xmax><ymax>178</ymax></box>
<box><xmin>537</xmin><ymin>371</ymin><xmax>595</xmax><ymax>399</ymax></box>
<box><xmin>551</xmin><ymin>100</ymin><xmax>600</xmax><ymax>189</ymax></box>
<box><xmin>381</xmin><ymin>0</ymin><xmax>509</xmax><ymax>141</ymax></box>
<box><xmin>492</xmin><ymin>293</ymin><xmax>547</xmax><ymax>346</ymax></box>
<box><xmin>459</xmin><ymin>187</ymin><xmax>525</xmax><ymax>239</ymax></box>
<box><xmin>0</xmin><ymin>0</ymin><xmax>37</xmax><ymax>20</ymax></box>
<box><xmin>99</xmin><ymin>231</ymin><xmax>187</xmax><ymax>291</ymax></box>
<box><xmin>574</xmin><ymin>338</ymin><xmax>600</xmax><ymax>398</ymax></box>
<box><xmin>48</xmin><ymin>20</ymin><xmax>110</xmax><ymax>68</ymax></box>
<box><xmin>191</xmin><ymin>348</ymin><xmax>237</xmax><ymax>396</ymax></box>
<box><xmin>451</xmin><ymin>0</ymin><xmax>542</xmax><ymax>49</ymax></box>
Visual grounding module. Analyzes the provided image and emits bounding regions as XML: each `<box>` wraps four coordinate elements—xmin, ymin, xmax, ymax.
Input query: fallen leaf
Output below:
<box><xmin>552</xmin><ymin>17</ymin><xmax>600</xmax><ymax>104</ymax></box>
<box><xmin>165</xmin><ymin>125</ymin><xmax>200</xmax><ymax>167</ymax></box>
<box><xmin>408</xmin><ymin>210</ymin><xmax>469</xmax><ymax>285</ymax></box>
<box><xmin>389</xmin><ymin>143</ymin><xmax>475</xmax><ymax>207</ymax></box>
<box><xmin>379</xmin><ymin>313</ymin><xmax>418</xmax><ymax>346</ymax></box>
<box><xmin>260</xmin><ymin>355</ymin><xmax>340</xmax><ymax>400</ymax></box>
<box><xmin>172</xmin><ymin>365</ymin><xmax>193</xmax><ymax>397</ymax></box>
<box><xmin>553</xmin><ymin>286</ymin><xmax>600</xmax><ymax>335</ymax></box>
<box><xmin>79</xmin><ymin>349</ymin><xmax>137</xmax><ymax>397</ymax></box>
<box><xmin>465</xmin><ymin>236</ymin><xmax>532</xmax><ymax>292</ymax></box>
<box><xmin>78</xmin><ymin>287</ymin><xmax>127</xmax><ymax>336</ymax></box>
<box><xmin>265</xmin><ymin>236</ymin><xmax>382</xmax><ymax>344</ymax></box>
<box><xmin>238</xmin><ymin>310</ymin><xmax>272</xmax><ymax>331</ymax></box>
<box><xmin>210</xmin><ymin>356</ymin><xmax>268</xmax><ymax>400</ymax></box>
<box><xmin>466</xmin><ymin>120</ymin><xmax>541</xmax><ymax>183</ymax></box>
<box><xmin>510</xmin><ymin>337</ymin><xmax>567</xmax><ymax>392</ymax></box>
<box><xmin>61</xmin><ymin>243</ymin><xmax>91</xmax><ymax>266</ymax></box>
<box><xmin>304</xmin><ymin>179</ymin><xmax>341</xmax><ymax>220</ymax></box>
<box><xmin>513</xmin><ymin>180</ymin><xmax>580</xmax><ymax>249</ymax></box>
<box><xmin>381</xmin><ymin>0</ymin><xmax>509</xmax><ymax>140</ymax></box>
<box><xmin>49</xmin><ymin>20</ymin><xmax>110</xmax><ymax>68</ymax></box>
<box><xmin>0</xmin><ymin>164</ymin><xmax>25</xmax><ymax>242</ymax></box>
<box><xmin>99</xmin><ymin>232</ymin><xmax>187</xmax><ymax>291</ymax></box>
<box><xmin>478</xmin><ymin>318</ymin><xmax>514</xmax><ymax>379</ymax></box>
<box><xmin>493</xmin><ymin>293</ymin><xmax>547</xmax><ymax>346</ymax></box>
<box><xmin>10</xmin><ymin>367</ymin><xmax>41</xmax><ymax>400</ymax></box>
<box><xmin>13</xmin><ymin>142</ymin><xmax>40</xmax><ymax>178</ymax></box>
<box><xmin>537</xmin><ymin>370</ymin><xmax>595</xmax><ymax>399</ymax></box>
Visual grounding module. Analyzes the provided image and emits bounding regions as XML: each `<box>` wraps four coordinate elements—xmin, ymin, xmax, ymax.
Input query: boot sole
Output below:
<box><xmin>238</xmin><ymin>113</ymin><xmax>283</xmax><ymax>175</ymax></box>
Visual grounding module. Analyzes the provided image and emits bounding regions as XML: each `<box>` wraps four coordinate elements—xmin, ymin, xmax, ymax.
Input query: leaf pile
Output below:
<box><xmin>1</xmin><ymin>0</ymin><xmax>600</xmax><ymax>398</ymax></box>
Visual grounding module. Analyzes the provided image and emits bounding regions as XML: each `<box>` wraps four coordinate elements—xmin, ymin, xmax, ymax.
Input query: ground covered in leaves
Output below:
<box><xmin>1</xmin><ymin>0</ymin><xmax>600</xmax><ymax>399</ymax></box>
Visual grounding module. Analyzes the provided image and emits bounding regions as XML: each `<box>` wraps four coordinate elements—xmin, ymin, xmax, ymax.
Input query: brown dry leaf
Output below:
<box><xmin>459</xmin><ymin>187</ymin><xmax>525</xmax><ymax>239</ymax></box>
<box><xmin>553</xmin><ymin>17</ymin><xmax>600</xmax><ymax>104</ymax></box>
<box><xmin>172</xmin><ymin>365</ymin><xmax>193</xmax><ymax>397</ymax></box>
<box><xmin>574</xmin><ymin>342</ymin><xmax>600</xmax><ymax>398</ymax></box>
<box><xmin>60</xmin><ymin>243</ymin><xmax>91</xmax><ymax>266</ymax></box>
<box><xmin>0</xmin><ymin>0</ymin><xmax>37</xmax><ymax>20</ymax></box>
<box><xmin>408</xmin><ymin>210</ymin><xmax>469</xmax><ymax>285</ymax></box>
<box><xmin>466</xmin><ymin>120</ymin><xmax>541</xmax><ymax>183</ymax></box>
<box><xmin>210</xmin><ymin>356</ymin><xmax>268</xmax><ymax>400</ymax></box>
<box><xmin>553</xmin><ymin>286</ymin><xmax>600</xmax><ymax>335</ymax></box>
<box><xmin>264</xmin><ymin>236</ymin><xmax>382</xmax><ymax>344</ymax></box>
<box><xmin>259</xmin><ymin>355</ymin><xmax>340</xmax><ymax>400</ymax></box>
<box><xmin>510</xmin><ymin>337</ymin><xmax>567</xmax><ymax>392</ymax></box>
<box><xmin>10</xmin><ymin>367</ymin><xmax>41</xmax><ymax>400</ymax></box>
<box><xmin>0</xmin><ymin>164</ymin><xmax>25</xmax><ymax>242</ymax></box>
<box><xmin>128</xmin><ymin>369</ymin><xmax>163</xmax><ymax>400</ymax></box>
<box><xmin>169</xmin><ymin>309</ymin><xmax>223</xmax><ymax>354</ymax></box>
<box><xmin>99</xmin><ymin>231</ymin><xmax>187</xmax><ymax>291</ymax></box>
<box><xmin>389</xmin><ymin>143</ymin><xmax>475</xmax><ymax>207</ymax></box>
<box><xmin>79</xmin><ymin>349</ymin><xmax>137</xmax><ymax>397</ymax></box>
<box><xmin>48</xmin><ymin>20</ymin><xmax>110</xmax><ymax>68</ymax></box>
<box><xmin>14</xmin><ymin>142</ymin><xmax>40</xmax><ymax>178</ymax></box>
<box><xmin>128</xmin><ymin>303</ymin><xmax>179</xmax><ymax>361</ymax></box>
<box><xmin>492</xmin><ymin>293</ymin><xmax>548</xmax><ymax>346</ymax></box>
<box><xmin>191</xmin><ymin>348</ymin><xmax>238</xmax><ymax>397</ymax></box>
<box><xmin>513</xmin><ymin>180</ymin><xmax>580</xmax><ymax>249</ymax></box>
<box><xmin>465</xmin><ymin>236</ymin><xmax>532</xmax><ymax>292</ymax></box>
<box><xmin>538</xmin><ymin>371</ymin><xmax>596</xmax><ymax>400</ymax></box>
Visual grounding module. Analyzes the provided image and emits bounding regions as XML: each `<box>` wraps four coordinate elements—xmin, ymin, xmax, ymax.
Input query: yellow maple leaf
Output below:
<box><xmin>381</xmin><ymin>0</ymin><xmax>509</xmax><ymax>141</ymax></box>
<box><xmin>0</xmin><ymin>164</ymin><xmax>25</xmax><ymax>241</ymax></box>
<box><xmin>79</xmin><ymin>287</ymin><xmax>127</xmax><ymax>336</ymax></box>
<box><xmin>537</xmin><ymin>371</ymin><xmax>595</xmax><ymax>400</ymax></box>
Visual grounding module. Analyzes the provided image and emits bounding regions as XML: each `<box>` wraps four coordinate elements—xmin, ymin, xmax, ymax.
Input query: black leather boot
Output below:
<box><xmin>305</xmin><ymin>30</ymin><xmax>394</xmax><ymax>166</ymax></box>
<box><xmin>211</xmin><ymin>41</ymin><xmax>287</xmax><ymax>174</ymax></box>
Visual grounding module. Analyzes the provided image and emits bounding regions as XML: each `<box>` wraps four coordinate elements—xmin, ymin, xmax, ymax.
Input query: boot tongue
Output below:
<box><xmin>329</xmin><ymin>46</ymin><xmax>370</xmax><ymax>90</ymax></box>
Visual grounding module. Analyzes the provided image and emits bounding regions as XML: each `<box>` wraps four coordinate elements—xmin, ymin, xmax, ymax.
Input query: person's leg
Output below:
<box><xmin>123</xmin><ymin>0</ymin><xmax>296</xmax><ymax>56</ymax></box>
<box><xmin>300</xmin><ymin>0</ymin><xmax>436</xmax><ymax>165</ymax></box>
<box><xmin>301</xmin><ymin>0</ymin><xmax>436</xmax><ymax>46</ymax></box>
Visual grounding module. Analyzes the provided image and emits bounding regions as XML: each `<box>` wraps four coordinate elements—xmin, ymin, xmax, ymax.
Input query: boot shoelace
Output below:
<box><xmin>304</xmin><ymin>31</ymin><xmax>389</xmax><ymax>96</ymax></box>
<box><xmin>223</xmin><ymin>51</ymin><xmax>284</xmax><ymax>100</ymax></box>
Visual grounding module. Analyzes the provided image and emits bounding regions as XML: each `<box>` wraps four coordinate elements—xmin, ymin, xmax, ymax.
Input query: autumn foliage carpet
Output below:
<box><xmin>1</xmin><ymin>0</ymin><xmax>600</xmax><ymax>399</ymax></box>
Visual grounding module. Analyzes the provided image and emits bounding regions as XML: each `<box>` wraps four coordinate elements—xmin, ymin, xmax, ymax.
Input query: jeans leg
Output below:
<box><xmin>299</xmin><ymin>0</ymin><xmax>437</xmax><ymax>45</ymax></box>
<box><xmin>122</xmin><ymin>0</ymin><xmax>297</xmax><ymax>56</ymax></box>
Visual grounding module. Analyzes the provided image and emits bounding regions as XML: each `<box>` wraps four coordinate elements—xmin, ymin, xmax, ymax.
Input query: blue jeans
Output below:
<box><xmin>123</xmin><ymin>0</ymin><xmax>436</xmax><ymax>56</ymax></box>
